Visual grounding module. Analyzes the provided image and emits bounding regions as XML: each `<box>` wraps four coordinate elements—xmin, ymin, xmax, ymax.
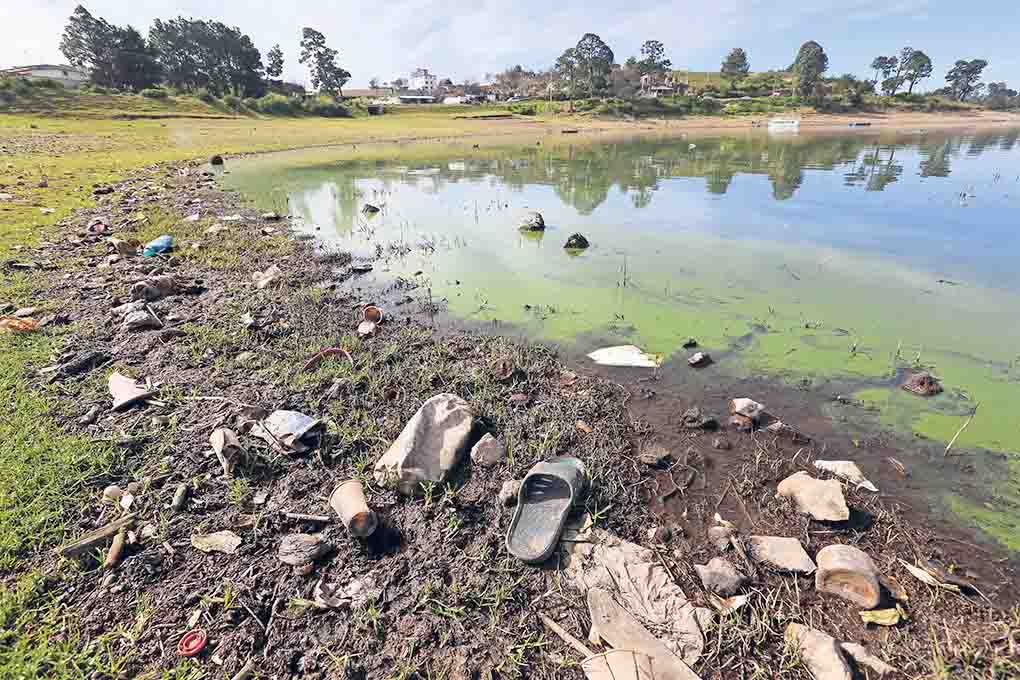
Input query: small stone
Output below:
<box><xmin>499</xmin><ymin>480</ymin><xmax>521</xmax><ymax>507</ymax></box>
<box><xmin>776</xmin><ymin>471</ymin><xmax>850</xmax><ymax>522</ymax></box>
<box><xmin>708</xmin><ymin>525</ymin><xmax>735</xmax><ymax>551</ymax></box>
<box><xmin>680</xmin><ymin>407</ymin><xmax>717</xmax><ymax>430</ymax></box>
<box><xmin>210</xmin><ymin>155</ymin><xmax>224</xmax><ymax>166</ymax></box>
<box><xmin>901</xmin><ymin>371</ymin><xmax>942</xmax><ymax>396</ymax></box>
<box><xmin>191</xmin><ymin>530</ymin><xmax>241</xmax><ymax>554</ymax></box>
<box><xmin>470</xmin><ymin>434</ymin><xmax>506</xmax><ymax>467</ymax></box>
<box><xmin>638</xmin><ymin>443</ymin><xmax>671</xmax><ymax>467</ymax></box>
<box><xmin>261</xmin><ymin>212</ymin><xmax>282</xmax><ymax>221</ymax></box>
<box><xmin>517</xmin><ymin>211</ymin><xmax>545</xmax><ymax>231</ymax></box>
<box><xmin>712</xmin><ymin>437</ymin><xmax>731</xmax><ymax>450</ymax></box>
<box><xmin>687</xmin><ymin>352</ymin><xmax>712</xmax><ymax>367</ymax></box>
<box><xmin>729</xmin><ymin>398</ymin><xmax>765</xmax><ymax>420</ymax></box>
<box><xmin>839</xmin><ymin>643</ymin><xmax>896</xmax><ymax>676</ymax></box>
<box><xmin>564</xmin><ymin>233</ymin><xmax>590</xmax><ymax>249</ymax></box>
<box><xmin>682</xmin><ymin>338</ymin><xmax>698</xmax><ymax>349</ymax></box>
<box><xmin>749</xmin><ymin>535</ymin><xmax>816</xmax><ymax>573</ymax></box>
<box><xmin>815</xmin><ymin>544</ymin><xmax>882</xmax><ymax>608</ymax></box>
<box><xmin>695</xmin><ymin>557</ymin><xmax>748</xmax><ymax>596</ymax></box>
<box><xmin>278</xmin><ymin>534</ymin><xmax>330</xmax><ymax>566</ymax></box>
<box><xmin>785</xmin><ymin>623</ymin><xmax>852</xmax><ymax>680</ymax></box>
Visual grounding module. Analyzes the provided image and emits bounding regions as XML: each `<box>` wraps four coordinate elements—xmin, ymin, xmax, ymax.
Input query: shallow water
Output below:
<box><xmin>226</xmin><ymin>128</ymin><xmax>1020</xmax><ymax>546</ymax></box>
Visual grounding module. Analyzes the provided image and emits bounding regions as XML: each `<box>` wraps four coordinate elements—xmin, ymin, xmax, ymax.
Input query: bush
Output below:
<box><xmin>303</xmin><ymin>95</ymin><xmax>350</xmax><ymax>117</ymax></box>
<box><xmin>223</xmin><ymin>94</ymin><xmax>241</xmax><ymax>110</ymax></box>
<box><xmin>508</xmin><ymin>103</ymin><xmax>537</xmax><ymax>115</ymax></box>
<box><xmin>140</xmin><ymin>87</ymin><xmax>169</xmax><ymax>100</ymax></box>
<box><xmin>12</xmin><ymin>78</ymin><xmax>33</xmax><ymax>96</ymax></box>
<box><xmin>254</xmin><ymin>93</ymin><xmax>297</xmax><ymax>115</ymax></box>
<box><xmin>90</xmin><ymin>85</ymin><xmax>108</xmax><ymax>94</ymax></box>
<box><xmin>242</xmin><ymin>97</ymin><xmax>259</xmax><ymax>110</ymax></box>
<box><xmin>32</xmin><ymin>78</ymin><xmax>63</xmax><ymax>89</ymax></box>
<box><xmin>195</xmin><ymin>88</ymin><xmax>216</xmax><ymax>104</ymax></box>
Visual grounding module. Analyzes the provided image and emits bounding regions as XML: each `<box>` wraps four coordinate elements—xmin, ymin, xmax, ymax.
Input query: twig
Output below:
<box><xmin>538</xmin><ymin>613</ymin><xmax>594</xmax><ymax>658</ymax></box>
<box><xmin>282</xmin><ymin>512</ymin><xmax>332</xmax><ymax>523</ymax></box>
<box><xmin>55</xmin><ymin>513</ymin><xmax>138</xmax><ymax>557</ymax></box>
<box><xmin>229</xmin><ymin>659</ymin><xmax>256</xmax><ymax>680</ymax></box>
<box><xmin>944</xmin><ymin>403</ymin><xmax>979</xmax><ymax>457</ymax></box>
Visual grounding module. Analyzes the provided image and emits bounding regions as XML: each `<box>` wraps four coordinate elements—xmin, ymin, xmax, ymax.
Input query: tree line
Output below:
<box><xmin>58</xmin><ymin>5</ymin><xmax>351</xmax><ymax>98</ymax></box>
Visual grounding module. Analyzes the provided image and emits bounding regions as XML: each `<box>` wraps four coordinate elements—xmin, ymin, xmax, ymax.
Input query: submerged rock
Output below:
<box><xmin>517</xmin><ymin>211</ymin><xmax>545</xmax><ymax>231</ymax></box>
<box><xmin>901</xmin><ymin>371</ymin><xmax>942</xmax><ymax>396</ymax></box>
<box><xmin>564</xmin><ymin>233</ymin><xmax>590</xmax><ymax>249</ymax></box>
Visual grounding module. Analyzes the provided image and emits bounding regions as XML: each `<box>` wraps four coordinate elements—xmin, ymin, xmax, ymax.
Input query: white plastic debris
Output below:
<box><xmin>814</xmin><ymin>460</ymin><xmax>879</xmax><ymax>493</ymax></box>
<box><xmin>587</xmin><ymin>345</ymin><xmax>662</xmax><ymax>368</ymax></box>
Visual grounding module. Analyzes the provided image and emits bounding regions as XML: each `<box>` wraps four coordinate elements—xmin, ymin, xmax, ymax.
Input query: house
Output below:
<box><xmin>638</xmin><ymin>73</ymin><xmax>688</xmax><ymax>98</ymax></box>
<box><xmin>0</xmin><ymin>64</ymin><xmax>90</xmax><ymax>88</ymax></box>
<box><xmin>409</xmin><ymin>68</ymin><xmax>438</xmax><ymax>92</ymax></box>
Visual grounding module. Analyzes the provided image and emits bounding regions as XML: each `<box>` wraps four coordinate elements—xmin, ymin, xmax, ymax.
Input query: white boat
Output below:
<box><xmin>767</xmin><ymin>118</ymin><xmax>801</xmax><ymax>130</ymax></box>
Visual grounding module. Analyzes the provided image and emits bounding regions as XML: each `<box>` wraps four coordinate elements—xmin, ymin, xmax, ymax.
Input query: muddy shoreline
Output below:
<box><xmin>5</xmin><ymin>156</ymin><xmax>1019</xmax><ymax>679</ymax></box>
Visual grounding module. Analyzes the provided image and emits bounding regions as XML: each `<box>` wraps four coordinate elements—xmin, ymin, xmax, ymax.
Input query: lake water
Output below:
<box><xmin>225</xmin><ymin>128</ymin><xmax>1020</xmax><ymax>547</ymax></box>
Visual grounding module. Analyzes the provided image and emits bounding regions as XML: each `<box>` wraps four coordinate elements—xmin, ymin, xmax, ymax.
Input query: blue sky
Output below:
<box><xmin>4</xmin><ymin>1</ymin><xmax>1017</xmax><ymax>89</ymax></box>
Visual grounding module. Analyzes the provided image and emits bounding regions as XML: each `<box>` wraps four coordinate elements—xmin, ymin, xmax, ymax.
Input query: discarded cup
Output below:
<box><xmin>329</xmin><ymin>480</ymin><xmax>378</xmax><ymax>537</ymax></box>
<box><xmin>362</xmin><ymin>305</ymin><xmax>384</xmax><ymax>324</ymax></box>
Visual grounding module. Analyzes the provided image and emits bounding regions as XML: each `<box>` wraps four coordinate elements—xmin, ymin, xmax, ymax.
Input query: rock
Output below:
<box><xmin>776</xmin><ymin>471</ymin><xmax>850</xmax><ymax>522</ymax></box>
<box><xmin>210</xmin><ymin>155</ymin><xmax>224</xmax><ymax>166</ymax></box>
<box><xmin>191</xmin><ymin>530</ymin><xmax>241</xmax><ymax>554</ymax></box>
<box><xmin>729</xmin><ymin>398</ymin><xmax>765</xmax><ymax>420</ymax></box>
<box><xmin>261</xmin><ymin>212</ymin><xmax>281</xmax><ymax>221</ymax></box>
<box><xmin>687</xmin><ymin>352</ymin><xmax>712</xmax><ymax>367</ymax></box>
<box><xmin>708</xmin><ymin>525</ymin><xmax>735</xmax><ymax>551</ymax></box>
<box><xmin>278</xmin><ymin>534</ymin><xmax>330</xmax><ymax>566</ymax></box>
<box><xmin>839</xmin><ymin>643</ymin><xmax>896</xmax><ymax>676</ymax></box>
<box><xmin>564</xmin><ymin>233</ymin><xmax>589</xmax><ymax>249</ymax></box>
<box><xmin>784</xmin><ymin>623</ymin><xmax>852</xmax><ymax>680</ymax></box>
<box><xmin>361</xmin><ymin>203</ymin><xmax>380</xmax><ymax>215</ymax></box>
<box><xmin>901</xmin><ymin>371</ymin><xmax>942</xmax><ymax>396</ymax></box>
<box><xmin>815</xmin><ymin>544</ymin><xmax>882</xmax><ymax>608</ymax></box>
<box><xmin>712</xmin><ymin>437</ymin><xmax>731</xmax><ymax>451</ymax></box>
<box><xmin>729</xmin><ymin>414</ymin><xmax>753</xmax><ymax>431</ymax></box>
<box><xmin>93</xmin><ymin>185</ymin><xmax>114</xmax><ymax>196</ymax></box>
<box><xmin>695</xmin><ymin>557</ymin><xmax>747</xmax><ymax>596</ymax></box>
<box><xmin>499</xmin><ymin>480</ymin><xmax>521</xmax><ymax>506</ymax></box>
<box><xmin>13</xmin><ymin>306</ymin><xmax>38</xmax><ymax>318</ymax></box>
<box><xmin>470</xmin><ymin>433</ymin><xmax>505</xmax><ymax>467</ymax></box>
<box><xmin>518</xmin><ymin>211</ymin><xmax>545</xmax><ymax>231</ymax></box>
<box><xmin>749</xmin><ymin>536</ymin><xmax>816</xmax><ymax>573</ymax></box>
<box><xmin>123</xmin><ymin>308</ymin><xmax>162</xmax><ymax>331</ymax></box>
<box><xmin>130</xmin><ymin>275</ymin><xmax>177</xmax><ymax>302</ymax></box>
<box><xmin>374</xmin><ymin>394</ymin><xmax>474</xmax><ymax>494</ymax></box>
<box><xmin>814</xmin><ymin>460</ymin><xmax>878</xmax><ymax>493</ymax></box>
<box><xmin>680</xmin><ymin>407</ymin><xmax>717</xmax><ymax>430</ymax></box>
<box><xmin>682</xmin><ymin>338</ymin><xmax>698</xmax><ymax>349</ymax></box>
<box><xmin>252</xmin><ymin>264</ymin><xmax>283</xmax><ymax>289</ymax></box>
<box><xmin>638</xmin><ymin>443</ymin><xmax>671</xmax><ymax>467</ymax></box>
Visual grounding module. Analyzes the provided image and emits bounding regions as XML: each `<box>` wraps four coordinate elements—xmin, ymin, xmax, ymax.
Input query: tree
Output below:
<box><xmin>638</xmin><ymin>40</ymin><xmax>671</xmax><ymax>77</ymax></box>
<box><xmin>902</xmin><ymin>50</ymin><xmax>932</xmax><ymax>94</ymax></box>
<box><xmin>267</xmin><ymin>44</ymin><xmax>284</xmax><ymax>80</ymax></box>
<box><xmin>721</xmin><ymin>48</ymin><xmax>750</xmax><ymax>85</ymax></box>
<box><xmin>298</xmin><ymin>27</ymin><xmax>351</xmax><ymax>97</ymax></box>
<box><xmin>555</xmin><ymin>48</ymin><xmax>580</xmax><ymax>100</ymax></box>
<box><xmin>111</xmin><ymin>26</ymin><xmax>161</xmax><ymax>91</ymax></box>
<box><xmin>150</xmin><ymin>18</ymin><xmax>266</xmax><ymax>96</ymax></box>
<box><xmin>574</xmin><ymin>33</ymin><xmax>614</xmax><ymax>97</ymax></box>
<box><xmin>792</xmin><ymin>41</ymin><xmax>828</xmax><ymax>98</ymax></box>
<box><xmin>59</xmin><ymin>5</ymin><xmax>118</xmax><ymax>86</ymax></box>
<box><xmin>870</xmin><ymin>56</ymin><xmax>897</xmax><ymax>86</ymax></box>
<box><xmin>945</xmin><ymin>59</ymin><xmax>988</xmax><ymax>101</ymax></box>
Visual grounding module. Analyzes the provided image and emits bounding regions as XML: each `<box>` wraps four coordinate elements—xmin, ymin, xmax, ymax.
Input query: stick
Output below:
<box><xmin>944</xmin><ymin>403</ymin><xmax>979</xmax><ymax>457</ymax></box>
<box><xmin>229</xmin><ymin>659</ymin><xmax>256</xmax><ymax>680</ymax></box>
<box><xmin>55</xmin><ymin>513</ymin><xmax>137</xmax><ymax>558</ymax></box>
<box><xmin>538</xmin><ymin>613</ymin><xmax>594</xmax><ymax>658</ymax></box>
<box><xmin>103</xmin><ymin>528</ymin><xmax>127</xmax><ymax>569</ymax></box>
<box><xmin>282</xmin><ymin>512</ymin><xmax>332</xmax><ymax>523</ymax></box>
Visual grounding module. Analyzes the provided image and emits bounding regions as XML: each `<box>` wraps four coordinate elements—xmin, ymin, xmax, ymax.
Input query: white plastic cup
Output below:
<box><xmin>329</xmin><ymin>480</ymin><xmax>378</xmax><ymax>537</ymax></box>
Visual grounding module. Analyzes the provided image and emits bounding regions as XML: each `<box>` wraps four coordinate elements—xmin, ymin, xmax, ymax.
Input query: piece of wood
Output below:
<box><xmin>55</xmin><ymin>513</ymin><xmax>137</xmax><ymax>558</ymax></box>
<box><xmin>538</xmin><ymin>613</ymin><xmax>594</xmax><ymax>658</ymax></box>
<box><xmin>103</xmin><ymin>528</ymin><xmax>127</xmax><ymax>569</ymax></box>
<box><xmin>944</xmin><ymin>403</ymin><xmax>979</xmax><ymax>457</ymax></box>
<box><xmin>229</xmin><ymin>659</ymin><xmax>256</xmax><ymax>680</ymax></box>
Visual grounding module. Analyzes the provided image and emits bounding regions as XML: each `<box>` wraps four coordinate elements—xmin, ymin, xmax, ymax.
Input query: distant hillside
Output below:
<box><xmin>0</xmin><ymin>81</ymin><xmax>239</xmax><ymax>119</ymax></box>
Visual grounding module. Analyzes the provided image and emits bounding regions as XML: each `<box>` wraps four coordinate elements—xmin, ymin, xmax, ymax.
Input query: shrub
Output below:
<box><xmin>303</xmin><ymin>95</ymin><xmax>350</xmax><ymax>117</ymax></box>
<box><xmin>223</xmin><ymin>94</ymin><xmax>241</xmax><ymax>110</ymax></box>
<box><xmin>255</xmin><ymin>93</ymin><xmax>297</xmax><ymax>115</ymax></box>
<box><xmin>141</xmin><ymin>87</ymin><xmax>169</xmax><ymax>100</ymax></box>
<box><xmin>13</xmin><ymin>78</ymin><xmax>33</xmax><ymax>96</ymax></box>
<box><xmin>509</xmin><ymin>103</ymin><xmax>536</xmax><ymax>115</ymax></box>
<box><xmin>195</xmin><ymin>88</ymin><xmax>216</xmax><ymax>104</ymax></box>
<box><xmin>90</xmin><ymin>85</ymin><xmax>108</xmax><ymax>94</ymax></box>
<box><xmin>33</xmin><ymin>78</ymin><xmax>63</xmax><ymax>89</ymax></box>
<box><xmin>242</xmin><ymin>97</ymin><xmax>259</xmax><ymax>110</ymax></box>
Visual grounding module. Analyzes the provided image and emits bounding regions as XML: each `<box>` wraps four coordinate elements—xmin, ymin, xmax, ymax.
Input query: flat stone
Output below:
<box><xmin>729</xmin><ymin>397</ymin><xmax>765</xmax><ymax>420</ymax></box>
<box><xmin>375</xmin><ymin>394</ymin><xmax>474</xmax><ymax>494</ymax></box>
<box><xmin>785</xmin><ymin>623</ymin><xmax>852</xmax><ymax>680</ymax></box>
<box><xmin>687</xmin><ymin>352</ymin><xmax>712</xmax><ymax>367</ymax></box>
<box><xmin>695</xmin><ymin>557</ymin><xmax>747</xmax><ymax>596</ymax></box>
<box><xmin>191</xmin><ymin>530</ymin><xmax>241</xmax><ymax>554</ymax></box>
<box><xmin>470</xmin><ymin>433</ymin><xmax>505</xmax><ymax>467</ymax></box>
<box><xmin>749</xmin><ymin>535</ymin><xmax>816</xmax><ymax>573</ymax></box>
<box><xmin>708</xmin><ymin>525</ymin><xmax>735</xmax><ymax>551</ymax></box>
<box><xmin>278</xmin><ymin>534</ymin><xmax>330</xmax><ymax>566</ymax></box>
<box><xmin>777</xmin><ymin>471</ymin><xmax>850</xmax><ymax>522</ymax></box>
<box><xmin>815</xmin><ymin>544</ymin><xmax>882</xmax><ymax>608</ymax></box>
<box><xmin>840</xmin><ymin>643</ymin><xmax>896</xmax><ymax>676</ymax></box>
<box><xmin>712</xmin><ymin>437</ymin><xmax>732</xmax><ymax>450</ymax></box>
<box><xmin>499</xmin><ymin>480</ymin><xmax>520</xmax><ymax>506</ymax></box>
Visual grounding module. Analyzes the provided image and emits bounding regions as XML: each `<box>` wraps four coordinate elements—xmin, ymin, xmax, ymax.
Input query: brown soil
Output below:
<box><xmin>6</xmin><ymin>160</ymin><xmax>1020</xmax><ymax>679</ymax></box>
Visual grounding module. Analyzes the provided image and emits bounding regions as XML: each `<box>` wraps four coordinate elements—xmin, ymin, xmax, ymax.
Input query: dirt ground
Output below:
<box><xmin>4</xmin><ymin>158</ymin><xmax>1020</xmax><ymax>679</ymax></box>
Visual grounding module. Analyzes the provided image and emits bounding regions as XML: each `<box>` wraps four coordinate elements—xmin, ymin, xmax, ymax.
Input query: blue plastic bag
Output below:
<box><xmin>143</xmin><ymin>234</ymin><xmax>173</xmax><ymax>257</ymax></box>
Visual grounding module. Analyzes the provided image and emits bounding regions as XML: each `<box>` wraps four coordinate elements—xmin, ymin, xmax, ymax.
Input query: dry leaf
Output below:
<box><xmin>575</xmin><ymin>420</ymin><xmax>592</xmax><ymax>434</ymax></box>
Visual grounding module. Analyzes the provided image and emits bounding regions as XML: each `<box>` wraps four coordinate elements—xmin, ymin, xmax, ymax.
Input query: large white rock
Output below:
<box><xmin>777</xmin><ymin>471</ymin><xmax>850</xmax><ymax>522</ymax></box>
<box><xmin>785</xmin><ymin>623</ymin><xmax>852</xmax><ymax>680</ymax></box>
<box><xmin>814</xmin><ymin>460</ymin><xmax>879</xmax><ymax>493</ymax></box>
<box><xmin>815</xmin><ymin>544</ymin><xmax>882</xmax><ymax>608</ymax></box>
<box><xmin>374</xmin><ymin>394</ymin><xmax>474</xmax><ymax>494</ymax></box>
<box><xmin>749</xmin><ymin>536</ymin><xmax>816</xmax><ymax>573</ymax></box>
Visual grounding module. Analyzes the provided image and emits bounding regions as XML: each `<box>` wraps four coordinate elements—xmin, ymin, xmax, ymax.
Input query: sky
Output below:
<box><xmin>3</xmin><ymin>1</ymin><xmax>1018</xmax><ymax>89</ymax></box>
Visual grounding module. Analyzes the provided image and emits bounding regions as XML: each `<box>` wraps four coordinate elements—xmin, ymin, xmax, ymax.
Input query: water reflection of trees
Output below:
<box><xmin>265</xmin><ymin>130</ymin><xmax>1017</xmax><ymax>219</ymax></box>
